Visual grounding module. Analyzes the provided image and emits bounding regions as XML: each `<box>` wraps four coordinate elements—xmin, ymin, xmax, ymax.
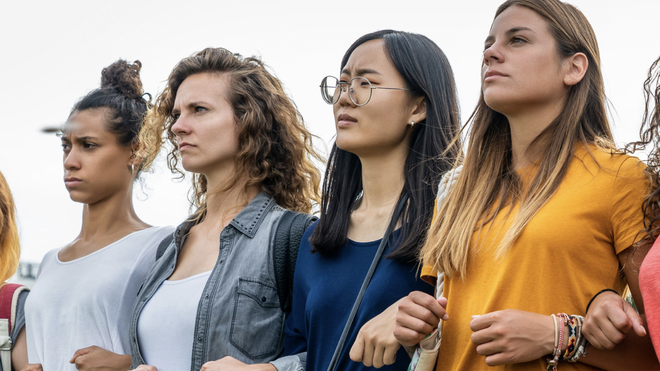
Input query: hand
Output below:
<box><xmin>583</xmin><ymin>291</ymin><xmax>647</xmax><ymax>350</ymax></box>
<box><xmin>69</xmin><ymin>346</ymin><xmax>132</xmax><ymax>371</ymax></box>
<box><xmin>19</xmin><ymin>364</ymin><xmax>43</xmax><ymax>371</ymax></box>
<box><xmin>201</xmin><ymin>356</ymin><xmax>276</xmax><ymax>371</ymax></box>
<box><xmin>393</xmin><ymin>291</ymin><xmax>448</xmax><ymax>347</ymax></box>
<box><xmin>132</xmin><ymin>366</ymin><xmax>157</xmax><ymax>371</ymax></box>
<box><xmin>350</xmin><ymin>300</ymin><xmax>401</xmax><ymax>368</ymax></box>
<box><xmin>470</xmin><ymin>309</ymin><xmax>554</xmax><ymax>366</ymax></box>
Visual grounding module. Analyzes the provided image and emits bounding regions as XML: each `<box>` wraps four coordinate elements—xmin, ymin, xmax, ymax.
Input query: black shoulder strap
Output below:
<box><xmin>155</xmin><ymin>233</ymin><xmax>175</xmax><ymax>261</ymax></box>
<box><xmin>273</xmin><ymin>210</ymin><xmax>317</xmax><ymax>313</ymax></box>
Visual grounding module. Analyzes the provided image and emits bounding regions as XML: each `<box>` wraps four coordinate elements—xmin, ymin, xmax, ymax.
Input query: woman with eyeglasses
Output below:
<box><xmin>395</xmin><ymin>0</ymin><xmax>658</xmax><ymax>370</ymax></box>
<box><xmin>241</xmin><ymin>30</ymin><xmax>461</xmax><ymax>371</ymax></box>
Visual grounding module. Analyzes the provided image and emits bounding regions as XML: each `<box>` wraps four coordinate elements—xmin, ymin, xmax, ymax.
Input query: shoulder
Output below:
<box><xmin>572</xmin><ymin>145</ymin><xmax>646</xmax><ymax>181</ymax></box>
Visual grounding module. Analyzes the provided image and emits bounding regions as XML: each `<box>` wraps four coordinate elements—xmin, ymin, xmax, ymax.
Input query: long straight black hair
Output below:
<box><xmin>310</xmin><ymin>30</ymin><xmax>462</xmax><ymax>263</ymax></box>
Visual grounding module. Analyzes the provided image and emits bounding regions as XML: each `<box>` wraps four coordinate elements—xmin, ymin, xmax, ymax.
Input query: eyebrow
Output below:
<box><xmin>340</xmin><ymin>68</ymin><xmax>381</xmax><ymax>77</ymax></box>
<box><xmin>61</xmin><ymin>135</ymin><xmax>98</xmax><ymax>142</ymax></box>
<box><xmin>484</xmin><ymin>26</ymin><xmax>536</xmax><ymax>45</ymax></box>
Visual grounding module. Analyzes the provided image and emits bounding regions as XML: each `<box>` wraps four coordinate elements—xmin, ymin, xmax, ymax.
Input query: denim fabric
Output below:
<box><xmin>129</xmin><ymin>192</ymin><xmax>290</xmax><ymax>370</ymax></box>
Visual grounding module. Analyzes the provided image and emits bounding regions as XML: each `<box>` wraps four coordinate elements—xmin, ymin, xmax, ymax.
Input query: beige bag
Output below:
<box><xmin>407</xmin><ymin>167</ymin><xmax>460</xmax><ymax>371</ymax></box>
<box><xmin>407</xmin><ymin>273</ymin><xmax>443</xmax><ymax>371</ymax></box>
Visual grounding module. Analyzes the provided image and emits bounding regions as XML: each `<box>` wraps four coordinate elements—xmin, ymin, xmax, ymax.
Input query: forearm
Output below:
<box><xmin>579</xmin><ymin>334</ymin><xmax>659</xmax><ymax>371</ymax></box>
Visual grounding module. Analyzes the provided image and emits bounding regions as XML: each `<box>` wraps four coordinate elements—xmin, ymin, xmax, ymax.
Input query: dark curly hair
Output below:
<box><xmin>139</xmin><ymin>47</ymin><xmax>322</xmax><ymax>213</ymax></box>
<box><xmin>626</xmin><ymin>55</ymin><xmax>660</xmax><ymax>246</ymax></box>
<box><xmin>70</xmin><ymin>60</ymin><xmax>149</xmax><ymax>172</ymax></box>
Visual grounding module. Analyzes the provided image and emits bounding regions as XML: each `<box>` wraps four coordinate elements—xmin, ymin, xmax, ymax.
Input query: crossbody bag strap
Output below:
<box><xmin>326</xmin><ymin>193</ymin><xmax>409</xmax><ymax>371</ymax></box>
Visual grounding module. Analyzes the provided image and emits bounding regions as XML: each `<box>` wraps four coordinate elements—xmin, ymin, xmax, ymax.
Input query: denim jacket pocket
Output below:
<box><xmin>230</xmin><ymin>278</ymin><xmax>284</xmax><ymax>359</ymax></box>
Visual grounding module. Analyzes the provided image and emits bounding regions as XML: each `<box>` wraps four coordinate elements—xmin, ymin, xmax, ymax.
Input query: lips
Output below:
<box><xmin>337</xmin><ymin>113</ymin><xmax>357</xmax><ymax>127</ymax></box>
<box><xmin>177</xmin><ymin>141</ymin><xmax>195</xmax><ymax>151</ymax></box>
<box><xmin>64</xmin><ymin>177</ymin><xmax>82</xmax><ymax>187</ymax></box>
<box><xmin>484</xmin><ymin>70</ymin><xmax>507</xmax><ymax>82</ymax></box>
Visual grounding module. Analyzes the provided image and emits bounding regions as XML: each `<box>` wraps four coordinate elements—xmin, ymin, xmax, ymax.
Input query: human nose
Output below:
<box><xmin>63</xmin><ymin>146</ymin><xmax>81</xmax><ymax>170</ymax></box>
<box><xmin>171</xmin><ymin>114</ymin><xmax>190</xmax><ymax>137</ymax></box>
<box><xmin>483</xmin><ymin>42</ymin><xmax>503</xmax><ymax>65</ymax></box>
<box><xmin>336</xmin><ymin>82</ymin><xmax>355</xmax><ymax>107</ymax></box>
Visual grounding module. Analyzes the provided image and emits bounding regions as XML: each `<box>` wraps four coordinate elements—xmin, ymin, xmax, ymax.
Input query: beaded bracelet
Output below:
<box><xmin>568</xmin><ymin>315</ymin><xmax>588</xmax><ymax>362</ymax></box>
<box><xmin>562</xmin><ymin>315</ymin><xmax>578</xmax><ymax>360</ymax></box>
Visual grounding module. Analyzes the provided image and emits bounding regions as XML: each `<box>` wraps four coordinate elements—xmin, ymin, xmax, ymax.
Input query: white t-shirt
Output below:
<box><xmin>25</xmin><ymin>226</ymin><xmax>174</xmax><ymax>370</ymax></box>
<box><xmin>137</xmin><ymin>270</ymin><xmax>212</xmax><ymax>371</ymax></box>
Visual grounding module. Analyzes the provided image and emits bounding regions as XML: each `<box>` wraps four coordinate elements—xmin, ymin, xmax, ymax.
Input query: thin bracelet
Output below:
<box><xmin>551</xmin><ymin>314</ymin><xmax>559</xmax><ymax>351</ymax></box>
<box><xmin>586</xmin><ymin>289</ymin><xmax>618</xmax><ymax>313</ymax></box>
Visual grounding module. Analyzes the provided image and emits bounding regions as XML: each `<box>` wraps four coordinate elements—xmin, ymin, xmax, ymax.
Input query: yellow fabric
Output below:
<box><xmin>423</xmin><ymin>146</ymin><xmax>648</xmax><ymax>371</ymax></box>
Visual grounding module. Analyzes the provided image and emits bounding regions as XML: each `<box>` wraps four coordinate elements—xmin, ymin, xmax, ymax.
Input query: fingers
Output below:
<box><xmin>362</xmin><ymin>340</ymin><xmax>375</xmax><ymax>368</ymax></box>
<box><xmin>70</xmin><ymin>347</ymin><xmax>90</xmax><ymax>364</ymax></box>
<box><xmin>133</xmin><ymin>365</ymin><xmax>158</xmax><ymax>371</ymax></box>
<box><xmin>349</xmin><ymin>337</ymin><xmax>365</xmax><ymax>363</ymax></box>
<box><xmin>622</xmin><ymin>302</ymin><xmax>647</xmax><ymax>337</ymax></box>
<box><xmin>382</xmin><ymin>344</ymin><xmax>398</xmax><ymax>367</ymax></box>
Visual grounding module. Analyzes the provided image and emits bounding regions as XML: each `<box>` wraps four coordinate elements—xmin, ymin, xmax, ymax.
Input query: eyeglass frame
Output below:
<box><xmin>319</xmin><ymin>75</ymin><xmax>410</xmax><ymax>107</ymax></box>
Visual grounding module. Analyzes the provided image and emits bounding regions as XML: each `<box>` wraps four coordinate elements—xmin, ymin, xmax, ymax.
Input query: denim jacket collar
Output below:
<box><xmin>173</xmin><ymin>191</ymin><xmax>276</xmax><ymax>249</ymax></box>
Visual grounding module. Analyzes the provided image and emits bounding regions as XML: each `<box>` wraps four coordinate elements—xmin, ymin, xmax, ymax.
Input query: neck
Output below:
<box><xmin>203</xmin><ymin>168</ymin><xmax>261</xmax><ymax>230</ymax></box>
<box><xmin>505</xmin><ymin>100</ymin><xmax>564</xmax><ymax>169</ymax></box>
<box><xmin>78</xmin><ymin>185</ymin><xmax>143</xmax><ymax>241</ymax></box>
<box><xmin>357</xmin><ymin>144</ymin><xmax>407</xmax><ymax>212</ymax></box>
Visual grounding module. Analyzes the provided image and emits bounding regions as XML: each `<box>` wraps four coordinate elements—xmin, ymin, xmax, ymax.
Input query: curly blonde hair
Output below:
<box><xmin>0</xmin><ymin>171</ymin><xmax>20</xmax><ymax>284</ymax></box>
<box><xmin>140</xmin><ymin>47</ymin><xmax>322</xmax><ymax>213</ymax></box>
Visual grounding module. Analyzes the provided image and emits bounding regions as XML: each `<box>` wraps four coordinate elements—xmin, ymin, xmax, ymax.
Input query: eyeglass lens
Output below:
<box><xmin>321</xmin><ymin>76</ymin><xmax>372</xmax><ymax>106</ymax></box>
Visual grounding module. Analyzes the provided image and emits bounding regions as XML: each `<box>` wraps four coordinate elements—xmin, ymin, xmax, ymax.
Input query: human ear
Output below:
<box><xmin>409</xmin><ymin>97</ymin><xmax>427</xmax><ymax>125</ymax></box>
<box><xmin>563</xmin><ymin>52</ymin><xmax>588</xmax><ymax>86</ymax></box>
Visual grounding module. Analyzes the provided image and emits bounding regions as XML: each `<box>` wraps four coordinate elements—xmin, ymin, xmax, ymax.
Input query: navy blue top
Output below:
<box><xmin>284</xmin><ymin>222</ymin><xmax>434</xmax><ymax>371</ymax></box>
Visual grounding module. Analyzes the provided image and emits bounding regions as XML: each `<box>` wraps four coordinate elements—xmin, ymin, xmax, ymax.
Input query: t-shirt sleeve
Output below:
<box><xmin>10</xmin><ymin>289</ymin><xmax>28</xmax><ymax>346</ymax></box>
<box><xmin>611</xmin><ymin>156</ymin><xmax>648</xmax><ymax>254</ymax></box>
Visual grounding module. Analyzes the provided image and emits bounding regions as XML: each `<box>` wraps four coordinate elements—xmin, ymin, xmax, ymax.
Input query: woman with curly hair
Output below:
<box><xmin>23</xmin><ymin>60</ymin><xmax>174</xmax><ymax>371</ymax></box>
<box><xmin>130</xmin><ymin>47</ymin><xmax>322</xmax><ymax>371</ymax></box>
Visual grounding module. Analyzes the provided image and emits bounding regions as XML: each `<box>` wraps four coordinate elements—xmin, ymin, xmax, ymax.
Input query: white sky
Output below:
<box><xmin>1</xmin><ymin>0</ymin><xmax>659</xmax><ymax>262</ymax></box>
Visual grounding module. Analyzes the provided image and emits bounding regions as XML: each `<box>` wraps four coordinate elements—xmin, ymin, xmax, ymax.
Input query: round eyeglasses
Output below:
<box><xmin>320</xmin><ymin>76</ymin><xmax>409</xmax><ymax>107</ymax></box>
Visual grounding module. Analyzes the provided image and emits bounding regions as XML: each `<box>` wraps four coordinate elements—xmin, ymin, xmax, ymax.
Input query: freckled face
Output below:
<box><xmin>170</xmin><ymin>73</ymin><xmax>240</xmax><ymax>178</ymax></box>
<box><xmin>333</xmin><ymin>39</ymin><xmax>416</xmax><ymax>157</ymax></box>
<box><xmin>61</xmin><ymin>109</ymin><xmax>134</xmax><ymax>204</ymax></box>
<box><xmin>482</xmin><ymin>5</ymin><xmax>570</xmax><ymax>116</ymax></box>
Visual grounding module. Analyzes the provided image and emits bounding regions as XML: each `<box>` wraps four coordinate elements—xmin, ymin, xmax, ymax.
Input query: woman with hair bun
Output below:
<box><xmin>23</xmin><ymin>60</ymin><xmax>174</xmax><ymax>371</ymax></box>
<box><xmin>129</xmin><ymin>47</ymin><xmax>321</xmax><ymax>371</ymax></box>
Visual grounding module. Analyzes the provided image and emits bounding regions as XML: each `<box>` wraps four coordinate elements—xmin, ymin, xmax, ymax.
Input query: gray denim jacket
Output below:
<box><xmin>129</xmin><ymin>192</ymin><xmax>293</xmax><ymax>370</ymax></box>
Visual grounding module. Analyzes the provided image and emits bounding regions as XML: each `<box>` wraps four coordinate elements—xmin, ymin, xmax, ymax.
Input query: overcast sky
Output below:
<box><xmin>2</xmin><ymin>0</ymin><xmax>659</xmax><ymax>262</ymax></box>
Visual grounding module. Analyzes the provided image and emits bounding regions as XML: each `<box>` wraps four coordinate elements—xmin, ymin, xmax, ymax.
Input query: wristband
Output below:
<box><xmin>585</xmin><ymin>289</ymin><xmax>618</xmax><ymax>313</ymax></box>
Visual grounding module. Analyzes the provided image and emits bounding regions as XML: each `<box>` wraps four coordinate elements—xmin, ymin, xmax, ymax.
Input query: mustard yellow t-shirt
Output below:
<box><xmin>422</xmin><ymin>146</ymin><xmax>648</xmax><ymax>371</ymax></box>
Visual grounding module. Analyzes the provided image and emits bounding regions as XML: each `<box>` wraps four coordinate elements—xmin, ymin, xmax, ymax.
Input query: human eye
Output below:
<box><xmin>194</xmin><ymin>106</ymin><xmax>207</xmax><ymax>113</ymax></box>
<box><xmin>83</xmin><ymin>142</ymin><xmax>97</xmax><ymax>149</ymax></box>
<box><xmin>171</xmin><ymin>111</ymin><xmax>180</xmax><ymax>123</ymax></box>
<box><xmin>511</xmin><ymin>36</ymin><xmax>527</xmax><ymax>45</ymax></box>
<box><xmin>61</xmin><ymin>142</ymin><xmax>71</xmax><ymax>152</ymax></box>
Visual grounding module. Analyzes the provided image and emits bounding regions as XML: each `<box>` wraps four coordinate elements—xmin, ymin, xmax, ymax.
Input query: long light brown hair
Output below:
<box><xmin>0</xmin><ymin>171</ymin><xmax>20</xmax><ymax>284</ymax></box>
<box><xmin>139</xmin><ymin>48</ymin><xmax>322</xmax><ymax>213</ymax></box>
<box><xmin>422</xmin><ymin>0</ymin><xmax>614</xmax><ymax>279</ymax></box>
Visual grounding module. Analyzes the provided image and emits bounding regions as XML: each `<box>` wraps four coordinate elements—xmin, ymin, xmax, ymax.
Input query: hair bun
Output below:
<box><xmin>101</xmin><ymin>60</ymin><xmax>144</xmax><ymax>100</ymax></box>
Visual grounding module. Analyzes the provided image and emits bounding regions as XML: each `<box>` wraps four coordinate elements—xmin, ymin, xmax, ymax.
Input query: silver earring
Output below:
<box><xmin>410</xmin><ymin>121</ymin><xmax>415</xmax><ymax>127</ymax></box>
<box><xmin>131</xmin><ymin>164</ymin><xmax>135</xmax><ymax>175</ymax></box>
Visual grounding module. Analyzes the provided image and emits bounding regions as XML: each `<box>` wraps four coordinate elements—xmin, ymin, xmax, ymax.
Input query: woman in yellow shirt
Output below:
<box><xmin>394</xmin><ymin>0</ymin><xmax>658</xmax><ymax>370</ymax></box>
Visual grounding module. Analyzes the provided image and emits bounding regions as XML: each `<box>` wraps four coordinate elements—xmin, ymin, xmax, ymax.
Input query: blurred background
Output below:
<box><xmin>2</xmin><ymin>0</ymin><xmax>659</xmax><ymax>285</ymax></box>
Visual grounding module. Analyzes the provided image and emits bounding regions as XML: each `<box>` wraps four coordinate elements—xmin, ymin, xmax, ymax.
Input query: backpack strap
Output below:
<box><xmin>273</xmin><ymin>211</ymin><xmax>317</xmax><ymax>313</ymax></box>
<box><xmin>0</xmin><ymin>283</ymin><xmax>29</xmax><ymax>371</ymax></box>
<box><xmin>155</xmin><ymin>233</ymin><xmax>175</xmax><ymax>261</ymax></box>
